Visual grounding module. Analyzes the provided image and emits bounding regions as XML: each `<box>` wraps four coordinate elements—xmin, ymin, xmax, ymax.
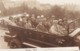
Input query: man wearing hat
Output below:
<box><xmin>49</xmin><ymin>19</ymin><xmax>67</xmax><ymax>36</ymax></box>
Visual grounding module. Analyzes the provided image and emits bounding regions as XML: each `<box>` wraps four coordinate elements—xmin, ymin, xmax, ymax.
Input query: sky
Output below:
<box><xmin>4</xmin><ymin>0</ymin><xmax>80</xmax><ymax>7</ymax></box>
<box><xmin>37</xmin><ymin>0</ymin><xmax>80</xmax><ymax>5</ymax></box>
<box><xmin>9</xmin><ymin>0</ymin><xmax>80</xmax><ymax>5</ymax></box>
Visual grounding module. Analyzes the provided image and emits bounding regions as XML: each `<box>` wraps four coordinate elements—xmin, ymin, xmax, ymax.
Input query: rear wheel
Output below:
<box><xmin>9</xmin><ymin>39</ymin><xmax>22</xmax><ymax>48</ymax></box>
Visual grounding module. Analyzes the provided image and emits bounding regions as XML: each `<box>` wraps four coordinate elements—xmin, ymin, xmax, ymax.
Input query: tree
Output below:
<box><xmin>30</xmin><ymin>7</ymin><xmax>42</xmax><ymax>17</ymax></box>
<box><xmin>50</xmin><ymin>5</ymin><xmax>66</xmax><ymax>19</ymax></box>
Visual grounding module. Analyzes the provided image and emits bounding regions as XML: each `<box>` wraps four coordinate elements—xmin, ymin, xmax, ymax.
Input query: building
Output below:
<box><xmin>0</xmin><ymin>0</ymin><xmax>6</xmax><ymax>15</ymax></box>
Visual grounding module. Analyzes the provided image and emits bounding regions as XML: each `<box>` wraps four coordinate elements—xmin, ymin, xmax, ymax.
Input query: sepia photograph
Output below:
<box><xmin>0</xmin><ymin>0</ymin><xmax>80</xmax><ymax>49</ymax></box>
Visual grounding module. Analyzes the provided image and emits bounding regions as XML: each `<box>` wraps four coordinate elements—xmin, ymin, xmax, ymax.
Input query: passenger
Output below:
<box><xmin>0</xmin><ymin>19</ymin><xmax>6</xmax><ymax>27</ymax></box>
<box><xmin>31</xmin><ymin>15</ymin><xmax>38</xmax><ymax>28</ymax></box>
<box><xmin>58</xmin><ymin>19</ymin><xmax>67</xmax><ymax>35</ymax></box>
<box><xmin>50</xmin><ymin>15</ymin><xmax>56</xmax><ymax>25</ymax></box>
<box><xmin>36</xmin><ymin>21</ymin><xmax>48</xmax><ymax>33</ymax></box>
<box><xmin>49</xmin><ymin>19</ymin><xmax>67</xmax><ymax>36</ymax></box>
<box><xmin>58</xmin><ymin>19</ymin><xmax>64</xmax><ymax>26</ymax></box>
<box><xmin>9</xmin><ymin>16</ymin><xmax>15</xmax><ymax>22</ymax></box>
<box><xmin>24</xmin><ymin>20</ymin><xmax>32</xmax><ymax>29</ymax></box>
<box><xmin>4</xmin><ymin>17</ymin><xmax>17</xmax><ymax>26</ymax></box>
<box><xmin>42</xmin><ymin>20</ymin><xmax>52</xmax><ymax>31</ymax></box>
<box><xmin>20</xmin><ymin>16</ymin><xmax>27</xmax><ymax>27</ymax></box>
<box><xmin>16</xmin><ymin>17</ymin><xmax>23</xmax><ymax>27</ymax></box>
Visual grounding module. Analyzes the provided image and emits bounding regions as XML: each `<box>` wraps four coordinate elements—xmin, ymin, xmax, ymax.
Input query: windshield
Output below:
<box><xmin>68</xmin><ymin>19</ymin><xmax>80</xmax><ymax>34</ymax></box>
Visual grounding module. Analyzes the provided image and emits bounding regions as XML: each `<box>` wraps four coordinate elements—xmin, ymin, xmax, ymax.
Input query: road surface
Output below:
<box><xmin>0</xmin><ymin>29</ymin><xmax>9</xmax><ymax>49</ymax></box>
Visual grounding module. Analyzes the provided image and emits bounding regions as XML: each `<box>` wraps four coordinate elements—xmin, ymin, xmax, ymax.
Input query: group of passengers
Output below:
<box><xmin>2</xmin><ymin>14</ymin><xmax>67</xmax><ymax>36</ymax></box>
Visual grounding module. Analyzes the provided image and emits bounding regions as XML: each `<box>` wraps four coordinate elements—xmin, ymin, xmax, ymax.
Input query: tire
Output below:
<box><xmin>9</xmin><ymin>39</ymin><xmax>22</xmax><ymax>48</ymax></box>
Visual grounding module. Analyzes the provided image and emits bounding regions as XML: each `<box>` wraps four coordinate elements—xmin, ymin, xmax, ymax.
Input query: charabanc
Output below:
<box><xmin>4</xmin><ymin>18</ymin><xmax>80</xmax><ymax>48</ymax></box>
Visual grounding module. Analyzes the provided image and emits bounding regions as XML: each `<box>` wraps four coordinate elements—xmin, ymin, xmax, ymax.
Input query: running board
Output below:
<box><xmin>22</xmin><ymin>42</ymin><xmax>41</xmax><ymax>48</ymax></box>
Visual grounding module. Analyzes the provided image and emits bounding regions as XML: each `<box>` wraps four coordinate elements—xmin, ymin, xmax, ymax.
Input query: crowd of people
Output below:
<box><xmin>0</xmin><ymin>13</ymin><xmax>74</xmax><ymax>36</ymax></box>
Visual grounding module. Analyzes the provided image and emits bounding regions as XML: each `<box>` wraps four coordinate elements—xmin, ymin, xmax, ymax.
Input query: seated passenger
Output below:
<box><xmin>15</xmin><ymin>17</ymin><xmax>23</xmax><ymax>27</ymax></box>
<box><xmin>24</xmin><ymin>20</ymin><xmax>32</xmax><ymax>29</ymax></box>
<box><xmin>31</xmin><ymin>17</ymin><xmax>38</xmax><ymax>28</ymax></box>
<box><xmin>4</xmin><ymin>18</ymin><xmax>17</xmax><ymax>26</ymax></box>
<box><xmin>49</xmin><ymin>20</ymin><xmax>67</xmax><ymax>36</ymax></box>
<box><xmin>42</xmin><ymin>20</ymin><xmax>52</xmax><ymax>31</ymax></box>
<box><xmin>36</xmin><ymin>22</ymin><xmax>48</xmax><ymax>33</ymax></box>
<box><xmin>21</xmin><ymin>16</ymin><xmax>27</xmax><ymax>26</ymax></box>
